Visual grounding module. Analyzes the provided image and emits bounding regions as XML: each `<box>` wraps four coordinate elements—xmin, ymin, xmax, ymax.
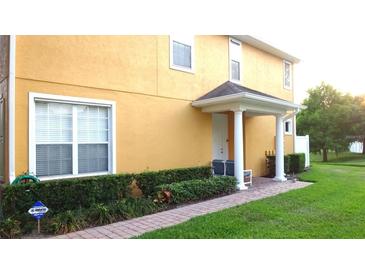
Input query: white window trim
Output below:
<box><xmin>29</xmin><ymin>92</ymin><xmax>117</xmax><ymax>180</ymax></box>
<box><xmin>229</xmin><ymin>37</ymin><xmax>242</xmax><ymax>84</ymax></box>
<box><xmin>284</xmin><ymin>118</ymin><xmax>293</xmax><ymax>135</ymax></box>
<box><xmin>283</xmin><ymin>60</ymin><xmax>293</xmax><ymax>90</ymax></box>
<box><xmin>169</xmin><ymin>35</ymin><xmax>195</xmax><ymax>73</ymax></box>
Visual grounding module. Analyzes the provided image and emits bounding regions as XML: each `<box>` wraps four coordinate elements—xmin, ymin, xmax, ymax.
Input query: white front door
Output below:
<box><xmin>212</xmin><ymin>113</ymin><xmax>228</xmax><ymax>160</ymax></box>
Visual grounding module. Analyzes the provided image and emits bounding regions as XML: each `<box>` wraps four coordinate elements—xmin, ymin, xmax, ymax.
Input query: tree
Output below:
<box><xmin>297</xmin><ymin>82</ymin><xmax>354</xmax><ymax>161</ymax></box>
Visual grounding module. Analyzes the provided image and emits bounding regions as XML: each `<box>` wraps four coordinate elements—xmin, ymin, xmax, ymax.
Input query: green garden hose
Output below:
<box><xmin>12</xmin><ymin>174</ymin><xmax>40</xmax><ymax>185</ymax></box>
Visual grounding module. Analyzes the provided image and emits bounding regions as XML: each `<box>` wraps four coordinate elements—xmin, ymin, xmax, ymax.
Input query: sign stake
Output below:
<box><xmin>38</xmin><ymin>219</ymin><xmax>40</xmax><ymax>234</ymax></box>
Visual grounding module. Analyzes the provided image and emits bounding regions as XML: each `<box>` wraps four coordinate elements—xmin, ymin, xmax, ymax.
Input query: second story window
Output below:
<box><xmin>170</xmin><ymin>35</ymin><xmax>195</xmax><ymax>73</ymax></box>
<box><xmin>283</xmin><ymin>60</ymin><xmax>292</xmax><ymax>90</ymax></box>
<box><xmin>229</xmin><ymin>38</ymin><xmax>242</xmax><ymax>83</ymax></box>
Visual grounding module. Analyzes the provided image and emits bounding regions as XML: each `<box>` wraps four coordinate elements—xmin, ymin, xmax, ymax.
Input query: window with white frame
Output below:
<box><xmin>30</xmin><ymin>93</ymin><xmax>115</xmax><ymax>178</ymax></box>
<box><xmin>284</xmin><ymin>119</ymin><xmax>293</xmax><ymax>135</ymax></box>
<box><xmin>170</xmin><ymin>35</ymin><xmax>194</xmax><ymax>72</ymax></box>
<box><xmin>35</xmin><ymin>102</ymin><xmax>73</xmax><ymax>176</ymax></box>
<box><xmin>283</xmin><ymin>60</ymin><xmax>292</xmax><ymax>90</ymax></box>
<box><xmin>229</xmin><ymin>38</ymin><xmax>242</xmax><ymax>82</ymax></box>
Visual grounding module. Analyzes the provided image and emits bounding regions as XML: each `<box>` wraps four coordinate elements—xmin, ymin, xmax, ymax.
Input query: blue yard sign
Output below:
<box><xmin>28</xmin><ymin>201</ymin><xmax>49</xmax><ymax>220</ymax></box>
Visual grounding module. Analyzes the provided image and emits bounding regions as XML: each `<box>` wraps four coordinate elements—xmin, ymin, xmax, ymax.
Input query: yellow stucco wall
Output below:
<box><xmin>157</xmin><ymin>36</ymin><xmax>229</xmax><ymax>101</ymax></box>
<box><xmin>14</xmin><ymin>35</ymin><xmax>295</xmax><ymax>178</ymax></box>
<box><xmin>228</xmin><ymin>114</ymin><xmax>294</xmax><ymax>177</ymax></box>
<box><xmin>241</xmin><ymin>43</ymin><xmax>295</xmax><ymax>176</ymax></box>
<box><xmin>242</xmin><ymin>43</ymin><xmax>294</xmax><ymax>102</ymax></box>
<box><xmin>16</xmin><ymin>35</ymin><xmax>229</xmax><ymax>101</ymax></box>
<box><xmin>15</xmin><ymin>78</ymin><xmax>212</xmax><ymax>175</ymax></box>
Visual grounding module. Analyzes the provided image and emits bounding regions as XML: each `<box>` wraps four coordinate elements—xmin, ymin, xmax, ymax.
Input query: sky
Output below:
<box><xmin>240</xmin><ymin>1</ymin><xmax>365</xmax><ymax>104</ymax></box>
<box><xmin>260</xmin><ymin>32</ymin><xmax>365</xmax><ymax>104</ymax></box>
<box><xmin>2</xmin><ymin>0</ymin><xmax>364</xmax><ymax>106</ymax></box>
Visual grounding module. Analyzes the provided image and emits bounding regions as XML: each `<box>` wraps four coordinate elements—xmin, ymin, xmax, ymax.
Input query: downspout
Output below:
<box><xmin>8</xmin><ymin>35</ymin><xmax>15</xmax><ymax>183</ymax></box>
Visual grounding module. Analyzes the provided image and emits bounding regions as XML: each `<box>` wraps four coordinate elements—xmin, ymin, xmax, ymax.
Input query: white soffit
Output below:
<box><xmin>232</xmin><ymin>35</ymin><xmax>300</xmax><ymax>63</ymax></box>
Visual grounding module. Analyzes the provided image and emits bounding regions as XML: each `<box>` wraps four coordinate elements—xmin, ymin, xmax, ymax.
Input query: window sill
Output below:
<box><xmin>38</xmin><ymin>171</ymin><xmax>112</xmax><ymax>182</ymax></box>
<box><xmin>283</xmin><ymin>86</ymin><xmax>292</xmax><ymax>91</ymax></box>
<box><xmin>285</xmin><ymin>132</ymin><xmax>293</xmax><ymax>136</ymax></box>
<box><xmin>170</xmin><ymin>64</ymin><xmax>195</xmax><ymax>74</ymax></box>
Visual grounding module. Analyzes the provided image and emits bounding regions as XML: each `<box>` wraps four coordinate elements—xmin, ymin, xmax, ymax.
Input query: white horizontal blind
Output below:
<box><xmin>77</xmin><ymin>105</ymin><xmax>109</xmax><ymax>173</ymax></box>
<box><xmin>35</xmin><ymin>101</ymin><xmax>110</xmax><ymax>177</ymax></box>
<box><xmin>35</xmin><ymin>102</ymin><xmax>73</xmax><ymax>176</ymax></box>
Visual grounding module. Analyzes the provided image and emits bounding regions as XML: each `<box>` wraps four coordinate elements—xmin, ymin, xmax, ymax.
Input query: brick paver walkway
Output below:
<box><xmin>53</xmin><ymin>178</ymin><xmax>311</xmax><ymax>239</ymax></box>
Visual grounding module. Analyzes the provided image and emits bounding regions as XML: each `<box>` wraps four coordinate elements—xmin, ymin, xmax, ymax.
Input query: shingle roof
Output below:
<box><xmin>196</xmin><ymin>81</ymin><xmax>288</xmax><ymax>102</ymax></box>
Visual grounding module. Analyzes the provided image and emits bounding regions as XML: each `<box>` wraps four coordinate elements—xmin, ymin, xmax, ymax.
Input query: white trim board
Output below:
<box><xmin>8</xmin><ymin>35</ymin><xmax>16</xmax><ymax>183</ymax></box>
<box><xmin>28</xmin><ymin>92</ymin><xmax>117</xmax><ymax>181</ymax></box>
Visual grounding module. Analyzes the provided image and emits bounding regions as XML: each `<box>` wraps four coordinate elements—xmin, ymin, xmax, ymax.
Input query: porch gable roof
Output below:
<box><xmin>192</xmin><ymin>81</ymin><xmax>304</xmax><ymax>114</ymax></box>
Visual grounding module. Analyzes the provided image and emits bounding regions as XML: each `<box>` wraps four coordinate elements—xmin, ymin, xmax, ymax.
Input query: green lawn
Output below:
<box><xmin>138</xmin><ymin>156</ymin><xmax>365</xmax><ymax>239</ymax></box>
<box><xmin>311</xmin><ymin>152</ymin><xmax>365</xmax><ymax>167</ymax></box>
<box><xmin>310</xmin><ymin>151</ymin><xmax>364</xmax><ymax>163</ymax></box>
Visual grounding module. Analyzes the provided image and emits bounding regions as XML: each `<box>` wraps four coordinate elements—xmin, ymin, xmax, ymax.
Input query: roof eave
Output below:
<box><xmin>192</xmin><ymin>92</ymin><xmax>304</xmax><ymax>110</ymax></box>
<box><xmin>232</xmin><ymin>35</ymin><xmax>300</xmax><ymax>64</ymax></box>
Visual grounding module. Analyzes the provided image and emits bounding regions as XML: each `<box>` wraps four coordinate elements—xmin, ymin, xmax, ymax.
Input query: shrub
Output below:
<box><xmin>156</xmin><ymin>176</ymin><xmax>237</xmax><ymax>204</ymax></box>
<box><xmin>0</xmin><ymin>174</ymin><xmax>134</xmax><ymax>217</ymax></box>
<box><xmin>123</xmin><ymin>197</ymin><xmax>163</xmax><ymax>217</ymax></box>
<box><xmin>110</xmin><ymin>200</ymin><xmax>133</xmax><ymax>220</ymax></box>
<box><xmin>266</xmin><ymin>155</ymin><xmax>290</xmax><ymax>177</ymax></box>
<box><xmin>43</xmin><ymin>198</ymin><xmax>163</xmax><ymax>235</ymax></box>
<box><xmin>46</xmin><ymin>210</ymin><xmax>86</xmax><ymax>235</ymax></box>
<box><xmin>85</xmin><ymin>203</ymin><xmax>115</xmax><ymax>226</ymax></box>
<box><xmin>288</xmin><ymin>153</ymin><xmax>306</xmax><ymax>173</ymax></box>
<box><xmin>0</xmin><ymin>218</ymin><xmax>22</xmax><ymax>239</ymax></box>
<box><xmin>111</xmin><ymin>198</ymin><xmax>163</xmax><ymax>219</ymax></box>
<box><xmin>135</xmin><ymin>166</ymin><xmax>212</xmax><ymax>197</ymax></box>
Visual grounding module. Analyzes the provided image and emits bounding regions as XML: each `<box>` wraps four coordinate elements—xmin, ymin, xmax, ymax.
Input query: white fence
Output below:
<box><xmin>349</xmin><ymin>141</ymin><xmax>363</xmax><ymax>153</ymax></box>
<box><xmin>295</xmin><ymin>135</ymin><xmax>310</xmax><ymax>168</ymax></box>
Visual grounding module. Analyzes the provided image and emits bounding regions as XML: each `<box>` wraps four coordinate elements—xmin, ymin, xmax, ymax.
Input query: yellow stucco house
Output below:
<box><xmin>0</xmin><ymin>35</ymin><xmax>302</xmax><ymax>189</ymax></box>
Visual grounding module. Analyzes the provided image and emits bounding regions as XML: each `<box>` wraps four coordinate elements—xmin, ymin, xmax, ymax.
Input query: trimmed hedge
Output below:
<box><xmin>0</xmin><ymin>174</ymin><xmax>134</xmax><ymax>217</ymax></box>
<box><xmin>135</xmin><ymin>166</ymin><xmax>212</xmax><ymax>197</ymax></box>
<box><xmin>288</xmin><ymin>153</ymin><xmax>306</xmax><ymax>173</ymax></box>
<box><xmin>156</xmin><ymin>176</ymin><xmax>238</xmax><ymax>204</ymax></box>
<box><xmin>0</xmin><ymin>165</ymin><xmax>217</xmax><ymax>237</ymax></box>
<box><xmin>0</xmin><ymin>166</ymin><xmax>212</xmax><ymax>218</ymax></box>
<box><xmin>266</xmin><ymin>153</ymin><xmax>306</xmax><ymax>177</ymax></box>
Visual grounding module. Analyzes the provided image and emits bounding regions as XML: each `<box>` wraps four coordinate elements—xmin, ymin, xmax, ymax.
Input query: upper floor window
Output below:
<box><xmin>284</xmin><ymin>119</ymin><xmax>293</xmax><ymax>135</ymax></box>
<box><xmin>170</xmin><ymin>35</ymin><xmax>195</xmax><ymax>73</ymax></box>
<box><xmin>229</xmin><ymin>38</ymin><xmax>242</xmax><ymax>83</ymax></box>
<box><xmin>283</xmin><ymin>60</ymin><xmax>292</xmax><ymax>90</ymax></box>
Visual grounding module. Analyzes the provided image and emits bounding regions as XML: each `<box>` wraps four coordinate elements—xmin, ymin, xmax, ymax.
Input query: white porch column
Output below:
<box><xmin>234</xmin><ymin>110</ymin><xmax>247</xmax><ymax>190</ymax></box>
<box><xmin>274</xmin><ymin>114</ymin><xmax>287</xmax><ymax>182</ymax></box>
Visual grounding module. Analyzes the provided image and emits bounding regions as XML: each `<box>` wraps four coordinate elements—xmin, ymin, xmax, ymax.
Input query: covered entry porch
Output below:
<box><xmin>192</xmin><ymin>81</ymin><xmax>303</xmax><ymax>190</ymax></box>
